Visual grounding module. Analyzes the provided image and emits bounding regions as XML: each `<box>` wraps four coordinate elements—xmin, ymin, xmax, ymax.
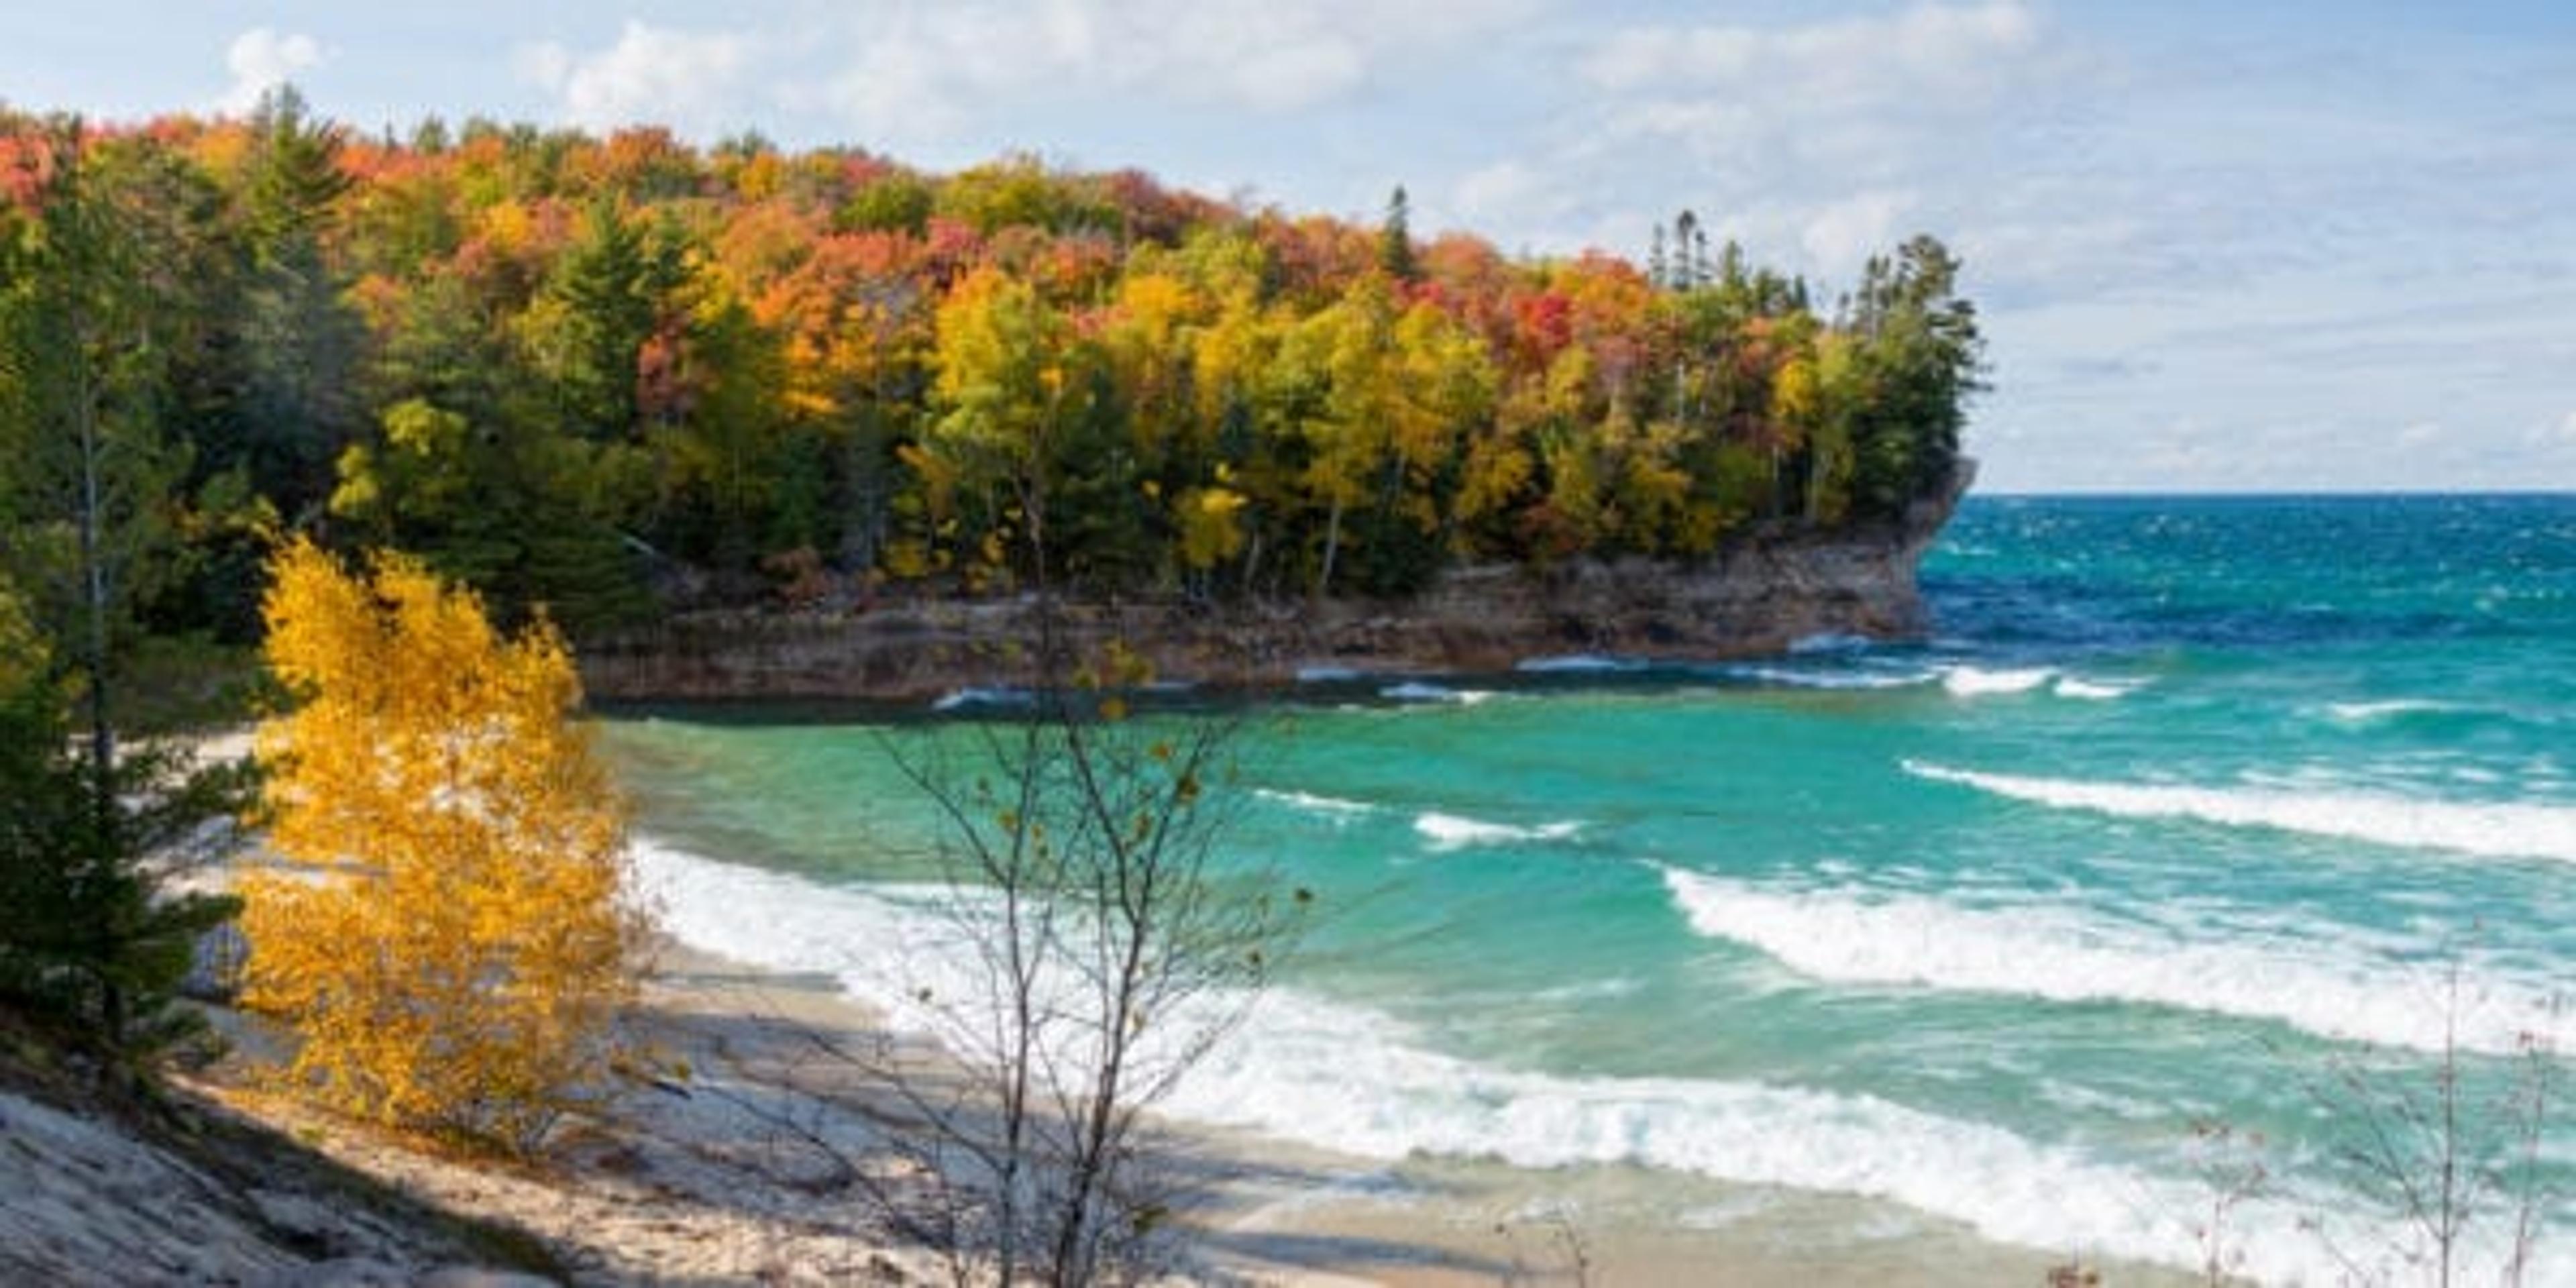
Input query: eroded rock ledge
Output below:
<box><xmin>579</xmin><ymin>466</ymin><xmax>1971</xmax><ymax>704</ymax></box>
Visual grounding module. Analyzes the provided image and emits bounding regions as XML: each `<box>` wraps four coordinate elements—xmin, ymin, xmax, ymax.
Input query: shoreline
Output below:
<box><xmin>621</xmin><ymin>914</ymin><xmax>2200</xmax><ymax>1287</ymax></box>
<box><xmin>583</xmin><ymin>650</ymin><xmax>1892</xmax><ymax>727</ymax></box>
<box><xmin>184</xmin><ymin>917</ymin><xmax>2194</xmax><ymax>1285</ymax></box>
<box><xmin>574</xmin><ymin>468</ymin><xmax>1969</xmax><ymax>707</ymax></box>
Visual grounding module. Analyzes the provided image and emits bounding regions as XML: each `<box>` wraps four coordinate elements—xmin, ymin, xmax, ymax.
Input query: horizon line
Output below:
<box><xmin>1968</xmin><ymin>487</ymin><xmax>2575</xmax><ymax>500</ymax></box>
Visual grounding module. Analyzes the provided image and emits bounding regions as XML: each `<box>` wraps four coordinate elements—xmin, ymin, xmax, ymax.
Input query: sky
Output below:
<box><xmin>5</xmin><ymin>1</ymin><xmax>2572</xmax><ymax>493</ymax></box>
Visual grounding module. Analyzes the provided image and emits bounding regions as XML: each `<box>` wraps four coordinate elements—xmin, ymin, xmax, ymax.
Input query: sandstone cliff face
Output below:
<box><xmin>579</xmin><ymin>466</ymin><xmax>1970</xmax><ymax>704</ymax></box>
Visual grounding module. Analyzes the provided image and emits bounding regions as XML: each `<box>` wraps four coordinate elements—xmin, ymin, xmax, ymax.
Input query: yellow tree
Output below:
<box><xmin>1794</xmin><ymin>333</ymin><xmax>1864</xmax><ymax>527</ymax></box>
<box><xmin>1187</xmin><ymin>262</ymin><xmax>1291</xmax><ymax>589</ymax></box>
<box><xmin>1389</xmin><ymin>301</ymin><xmax>1497</xmax><ymax>531</ymax></box>
<box><xmin>926</xmin><ymin>265</ymin><xmax>1086</xmax><ymax>578</ymax></box>
<box><xmin>239</xmin><ymin>539</ymin><xmax>644</xmax><ymax>1154</ymax></box>
<box><xmin>1097</xmin><ymin>268</ymin><xmax>1206</xmax><ymax>464</ymax></box>
<box><xmin>1294</xmin><ymin>279</ymin><xmax>1400</xmax><ymax>594</ymax></box>
<box><xmin>1293</xmin><ymin>284</ymin><xmax>1496</xmax><ymax>592</ymax></box>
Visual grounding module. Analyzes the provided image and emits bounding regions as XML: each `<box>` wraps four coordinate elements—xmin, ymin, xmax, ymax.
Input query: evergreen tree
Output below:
<box><xmin>229</xmin><ymin>86</ymin><xmax>365</xmax><ymax>522</ymax></box>
<box><xmin>1672</xmin><ymin>209</ymin><xmax>1704</xmax><ymax>289</ymax></box>
<box><xmin>0</xmin><ymin>124</ymin><xmax>245</xmax><ymax>1050</ymax></box>
<box><xmin>1378</xmin><ymin>184</ymin><xmax>1418</xmax><ymax>282</ymax></box>
<box><xmin>0</xmin><ymin>117</ymin><xmax>189</xmax><ymax>779</ymax></box>
<box><xmin>1846</xmin><ymin>235</ymin><xmax>1982</xmax><ymax>516</ymax></box>
<box><xmin>0</xmin><ymin>653</ymin><xmax>244</xmax><ymax>1055</ymax></box>
<box><xmin>525</xmin><ymin>196</ymin><xmax>677</xmax><ymax>440</ymax></box>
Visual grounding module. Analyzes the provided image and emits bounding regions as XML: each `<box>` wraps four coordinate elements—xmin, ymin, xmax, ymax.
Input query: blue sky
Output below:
<box><xmin>6</xmin><ymin>1</ymin><xmax>2571</xmax><ymax>492</ymax></box>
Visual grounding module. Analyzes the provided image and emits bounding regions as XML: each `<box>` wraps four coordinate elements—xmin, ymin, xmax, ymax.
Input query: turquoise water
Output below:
<box><xmin>603</xmin><ymin>495</ymin><xmax>2576</xmax><ymax>1284</ymax></box>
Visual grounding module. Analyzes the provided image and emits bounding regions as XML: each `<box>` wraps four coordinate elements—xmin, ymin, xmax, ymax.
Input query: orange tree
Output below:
<box><xmin>239</xmin><ymin>537</ymin><xmax>645</xmax><ymax>1152</ymax></box>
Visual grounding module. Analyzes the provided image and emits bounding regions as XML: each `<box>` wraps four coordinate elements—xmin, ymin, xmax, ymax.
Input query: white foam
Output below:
<box><xmin>1514</xmin><ymin>654</ymin><xmax>1643</xmax><ymax>674</ymax></box>
<box><xmin>1939</xmin><ymin>665</ymin><xmax>2054</xmax><ymax>697</ymax></box>
<box><xmin>2324</xmin><ymin>698</ymin><xmax>2469</xmax><ymax>724</ymax></box>
<box><xmin>1254</xmin><ymin>788</ymin><xmax>1379</xmax><ymax>820</ymax></box>
<box><xmin>1379</xmin><ymin>682</ymin><xmax>1493</xmax><ymax>706</ymax></box>
<box><xmin>1906</xmin><ymin>760</ymin><xmax>2576</xmax><ymax>865</ymax></box>
<box><xmin>930</xmin><ymin>686</ymin><xmax>1034</xmax><ymax>712</ymax></box>
<box><xmin>1788</xmin><ymin>633</ymin><xmax>1875</xmax><ymax>655</ymax></box>
<box><xmin>2051</xmin><ymin>676</ymin><xmax>2141</xmax><ymax>701</ymax></box>
<box><xmin>633</xmin><ymin>835</ymin><xmax>1246</xmax><ymax>1098</ymax></box>
<box><xmin>1658</xmin><ymin>867</ymin><xmax>2571</xmax><ymax>1056</ymax></box>
<box><xmin>1295</xmin><ymin>665</ymin><xmax>1364</xmax><ymax>683</ymax></box>
<box><xmin>1176</xmin><ymin>1002</ymin><xmax>2215</xmax><ymax>1267</ymax></box>
<box><xmin>1413</xmin><ymin>812</ymin><xmax>1582</xmax><ymax>851</ymax></box>
<box><xmin>1727</xmin><ymin>665</ymin><xmax>1933</xmax><ymax>691</ymax></box>
<box><xmin>629</xmin><ymin>837</ymin><xmax>2569</xmax><ymax>1287</ymax></box>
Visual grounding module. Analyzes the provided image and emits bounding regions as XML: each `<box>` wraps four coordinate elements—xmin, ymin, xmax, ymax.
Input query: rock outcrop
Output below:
<box><xmin>0</xmin><ymin>1089</ymin><xmax>305</xmax><ymax>1286</ymax></box>
<box><xmin>579</xmin><ymin>465</ymin><xmax>1971</xmax><ymax>704</ymax></box>
<box><xmin>0</xmin><ymin>1084</ymin><xmax>560</xmax><ymax>1287</ymax></box>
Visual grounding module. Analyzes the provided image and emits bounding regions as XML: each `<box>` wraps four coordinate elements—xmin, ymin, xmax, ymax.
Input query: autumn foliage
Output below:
<box><xmin>0</xmin><ymin>97</ymin><xmax>1979</xmax><ymax>645</ymax></box>
<box><xmin>239</xmin><ymin>538</ymin><xmax>643</xmax><ymax>1152</ymax></box>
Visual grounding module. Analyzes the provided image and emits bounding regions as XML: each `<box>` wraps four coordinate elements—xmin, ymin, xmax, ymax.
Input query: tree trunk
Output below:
<box><xmin>1318</xmin><ymin>495</ymin><xmax>1343</xmax><ymax>597</ymax></box>
<box><xmin>69</xmin><ymin>301</ymin><xmax>114</xmax><ymax>813</ymax></box>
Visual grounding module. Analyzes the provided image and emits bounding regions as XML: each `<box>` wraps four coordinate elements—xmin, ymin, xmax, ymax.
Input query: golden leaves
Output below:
<box><xmin>239</xmin><ymin>539</ymin><xmax>645</xmax><ymax>1155</ymax></box>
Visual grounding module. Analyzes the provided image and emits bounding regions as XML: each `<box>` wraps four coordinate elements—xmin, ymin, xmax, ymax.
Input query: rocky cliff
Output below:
<box><xmin>578</xmin><ymin>464</ymin><xmax>1972</xmax><ymax>704</ymax></box>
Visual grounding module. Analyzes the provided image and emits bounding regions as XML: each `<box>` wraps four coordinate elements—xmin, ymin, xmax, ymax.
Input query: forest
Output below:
<box><xmin>1</xmin><ymin>89</ymin><xmax>1980</xmax><ymax>649</ymax></box>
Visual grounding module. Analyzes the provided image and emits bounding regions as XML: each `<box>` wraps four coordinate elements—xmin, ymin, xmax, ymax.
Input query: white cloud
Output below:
<box><xmin>215</xmin><ymin>28</ymin><xmax>323</xmax><ymax>116</ymax></box>
<box><xmin>1224</xmin><ymin>39</ymin><xmax>1368</xmax><ymax>113</ymax></box>
<box><xmin>2397</xmin><ymin>421</ymin><xmax>2443</xmax><ymax>447</ymax></box>
<box><xmin>1485</xmin><ymin>0</ymin><xmax>2077</xmax><ymax>283</ymax></box>
<box><xmin>1583</xmin><ymin>0</ymin><xmax>2053</xmax><ymax>182</ymax></box>
<box><xmin>519</xmin><ymin>21</ymin><xmax>753</xmax><ymax>137</ymax></box>
<box><xmin>1582</xmin><ymin>1</ymin><xmax>2039</xmax><ymax>102</ymax></box>
<box><xmin>1449</xmin><ymin>160</ymin><xmax>1543</xmax><ymax>229</ymax></box>
<box><xmin>2137</xmin><ymin>419</ymin><xmax>2213</xmax><ymax>472</ymax></box>
<box><xmin>2526</xmin><ymin>409</ymin><xmax>2576</xmax><ymax>451</ymax></box>
<box><xmin>817</xmin><ymin>0</ymin><xmax>1526</xmax><ymax>147</ymax></box>
<box><xmin>1801</xmin><ymin>190</ymin><xmax>1911</xmax><ymax>279</ymax></box>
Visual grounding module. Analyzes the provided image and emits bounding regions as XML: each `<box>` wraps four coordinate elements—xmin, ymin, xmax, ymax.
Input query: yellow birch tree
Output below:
<box><xmin>239</xmin><ymin>538</ymin><xmax>644</xmax><ymax>1153</ymax></box>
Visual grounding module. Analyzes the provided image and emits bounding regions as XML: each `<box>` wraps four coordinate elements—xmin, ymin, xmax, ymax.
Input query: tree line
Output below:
<box><xmin>1</xmin><ymin>89</ymin><xmax>1980</xmax><ymax>643</ymax></box>
<box><xmin>0</xmin><ymin>85</ymin><xmax>1980</xmax><ymax>1083</ymax></box>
